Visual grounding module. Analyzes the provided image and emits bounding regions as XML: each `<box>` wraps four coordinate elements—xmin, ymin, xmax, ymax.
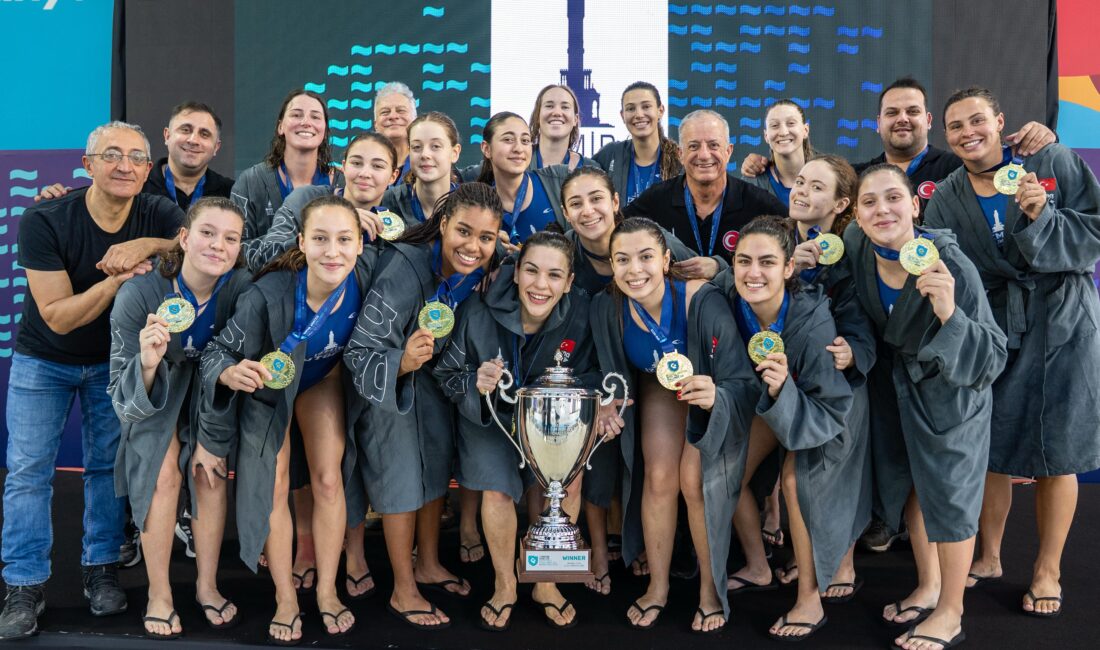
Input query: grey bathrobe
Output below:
<box><xmin>110</xmin><ymin>268</ymin><xmax>252</xmax><ymax>531</ymax></box>
<box><xmin>843</xmin><ymin>225</ymin><xmax>1007</xmax><ymax>541</ymax></box>
<box><xmin>434</xmin><ymin>263</ymin><xmax>598</xmax><ymax>502</ymax></box>
<box><xmin>591</xmin><ymin>283</ymin><xmax>757</xmax><ymax>616</ymax></box>
<box><xmin>230</xmin><ymin>162</ymin><xmax>343</xmax><ymax>242</ymax></box>
<box><xmin>197</xmin><ymin>262</ymin><xmax>373</xmax><ymax>570</ymax></box>
<box><xmin>592</xmin><ymin>139</ymin><xmax>683</xmax><ymax>205</ymax></box>
<box><xmin>923</xmin><ymin>143</ymin><xmax>1100</xmax><ymax>476</ymax></box>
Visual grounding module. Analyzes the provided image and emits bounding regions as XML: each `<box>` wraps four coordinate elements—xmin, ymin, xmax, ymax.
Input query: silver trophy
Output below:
<box><xmin>486</xmin><ymin>362</ymin><xmax>628</xmax><ymax>581</ymax></box>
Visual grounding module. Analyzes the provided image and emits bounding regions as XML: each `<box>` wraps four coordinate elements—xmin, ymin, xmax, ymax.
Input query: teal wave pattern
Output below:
<box><xmin>304</xmin><ymin>82</ymin><xmax>326</xmax><ymax>93</ymax></box>
<box><xmin>423</xmin><ymin>6</ymin><xmax>444</xmax><ymax>17</ymax></box>
<box><xmin>9</xmin><ymin>170</ymin><xmax>37</xmax><ymax>181</ymax></box>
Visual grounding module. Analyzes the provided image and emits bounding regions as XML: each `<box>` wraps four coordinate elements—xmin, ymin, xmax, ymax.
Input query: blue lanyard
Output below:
<box><xmin>277</xmin><ymin>268</ymin><xmax>349</xmax><ymax>355</ymax></box>
<box><xmin>628</xmin><ymin>279</ymin><xmax>676</xmax><ymax>355</ymax></box>
<box><xmin>164</xmin><ymin>165</ymin><xmax>206</xmax><ymax>205</ymax></box>
<box><xmin>175</xmin><ymin>270</ymin><xmax>232</xmax><ymax>313</ymax></box>
<box><xmin>499</xmin><ymin>173</ymin><xmax>530</xmax><ymax>245</ymax></box>
<box><xmin>979</xmin><ymin>145</ymin><xmax>1022</xmax><ymax>174</ymax></box>
<box><xmin>872</xmin><ymin>229</ymin><xmax>937</xmax><ymax>260</ymax></box>
<box><xmin>797</xmin><ymin>225</ymin><xmax>824</xmax><ymax>283</ymax></box>
<box><xmin>737</xmin><ymin>291</ymin><xmax>789</xmax><ymax>338</ymax></box>
<box><xmin>277</xmin><ymin>162</ymin><xmax>330</xmax><ymax>200</ymax></box>
<box><xmin>511</xmin><ymin>332</ymin><xmax>546</xmax><ymax>387</ymax></box>
<box><xmin>629</xmin><ymin>143</ymin><xmax>661</xmax><ymax>197</ymax></box>
<box><xmin>428</xmin><ymin>240</ymin><xmax>485</xmax><ymax>308</ymax></box>
<box><xmin>905</xmin><ymin>146</ymin><xmax>929</xmax><ymax>177</ymax></box>
<box><xmin>535</xmin><ymin>147</ymin><xmax>570</xmax><ymax>169</ymax></box>
<box><xmin>410</xmin><ymin>182</ymin><xmax>458</xmax><ymax>223</ymax></box>
<box><xmin>683</xmin><ymin>183</ymin><xmax>725</xmax><ymax>257</ymax></box>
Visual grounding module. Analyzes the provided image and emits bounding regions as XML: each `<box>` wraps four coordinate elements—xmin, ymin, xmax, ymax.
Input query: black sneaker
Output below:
<box><xmin>81</xmin><ymin>564</ymin><xmax>127</xmax><ymax>616</ymax></box>
<box><xmin>0</xmin><ymin>585</ymin><xmax>46</xmax><ymax>640</ymax></box>
<box><xmin>119</xmin><ymin>515</ymin><xmax>142</xmax><ymax>568</ymax></box>
<box><xmin>175</xmin><ymin>509</ymin><xmax>196</xmax><ymax>559</ymax></box>
<box><xmin>859</xmin><ymin>518</ymin><xmax>908</xmax><ymax>552</ymax></box>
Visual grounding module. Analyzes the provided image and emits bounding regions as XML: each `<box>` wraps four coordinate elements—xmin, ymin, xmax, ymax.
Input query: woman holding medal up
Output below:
<box><xmin>593</xmin><ymin>81</ymin><xmax>682</xmax><ymax>206</ymax></box>
<box><xmin>343</xmin><ymin>183</ymin><xmax>503</xmax><ymax>629</ymax></box>
<box><xmin>845</xmin><ymin>163</ymin><xmax>1006</xmax><ymax>650</ymax></box>
<box><xmin>589</xmin><ymin>217</ymin><xmax>757</xmax><ymax>632</ymax></box>
<box><xmin>924</xmin><ymin>87</ymin><xmax>1100</xmax><ymax>619</ymax></box>
<box><xmin>109</xmin><ymin>197</ymin><xmax>251</xmax><ymax>639</ymax></box>
<box><xmin>199</xmin><ymin>195</ymin><xmax>371</xmax><ymax>644</ymax></box>
<box><xmin>381</xmin><ymin>112</ymin><xmax>462</xmax><ymax>225</ymax></box>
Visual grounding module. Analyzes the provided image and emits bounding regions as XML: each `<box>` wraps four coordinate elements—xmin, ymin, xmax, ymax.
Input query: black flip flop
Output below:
<box><xmin>345</xmin><ymin>571</ymin><xmax>377</xmax><ymax>600</ymax></box>
<box><xmin>459</xmin><ymin>542</ymin><xmax>486</xmax><ymax>563</ymax></box>
<box><xmin>536</xmin><ymin>599</ymin><xmax>577</xmax><ymax>629</ymax></box>
<box><xmin>627</xmin><ymin>600</ymin><xmax>665</xmax><ymax>629</ymax></box>
<box><xmin>387</xmin><ymin>602</ymin><xmax>451</xmax><ymax>630</ymax></box>
<box><xmin>884</xmin><ymin>600</ymin><xmax>932</xmax><ymax>626</ymax></box>
<box><xmin>479</xmin><ymin>600</ymin><xmax>516</xmax><ymax>632</ymax></box>
<box><xmin>1023</xmin><ymin>590</ymin><xmax>1063</xmax><ymax>618</ymax></box>
<box><xmin>821</xmin><ymin>576</ymin><xmax>864</xmax><ymax>604</ymax></box>
<box><xmin>266</xmin><ymin>612</ymin><xmax>303</xmax><ymax>647</ymax></box>
<box><xmin>292</xmin><ymin>567</ymin><xmax>316</xmax><ymax>595</ymax></box>
<box><xmin>768</xmin><ymin>614</ymin><xmax>827</xmax><ymax>642</ymax></box>
<box><xmin>142</xmin><ymin>609</ymin><xmax>182</xmax><ymax>640</ymax></box>
<box><xmin>586</xmin><ymin>572</ymin><xmax>611</xmax><ymax>596</ymax></box>
<box><xmin>727</xmin><ymin>575</ymin><xmax>779</xmax><ymax>594</ymax></box>
<box><xmin>692</xmin><ymin>607</ymin><xmax>726</xmax><ymax>634</ymax></box>
<box><xmin>966</xmin><ymin>572</ymin><xmax>1000</xmax><ymax>588</ymax></box>
<box><xmin>195</xmin><ymin>599</ymin><xmax>239</xmax><ymax>630</ymax></box>
<box><xmin>319</xmin><ymin>607</ymin><xmax>355</xmax><ymax>637</ymax></box>
<box><xmin>762</xmin><ymin>527</ymin><xmax>785</xmax><ymax>548</ymax></box>
<box><xmin>416</xmin><ymin>577</ymin><xmax>472</xmax><ymax>599</ymax></box>
<box><xmin>898</xmin><ymin>626</ymin><xmax>965</xmax><ymax>649</ymax></box>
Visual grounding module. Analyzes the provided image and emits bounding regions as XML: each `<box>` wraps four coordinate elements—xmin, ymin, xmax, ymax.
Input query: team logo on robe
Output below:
<box><xmin>917</xmin><ymin>181</ymin><xmax>937</xmax><ymax>199</ymax></box>
<box><xmin>557</xmin><ymin>339</ymin><xmax>576</xmax><ymax>364</ymax></box>
<box><xmin>1039</xmin><ymin>178</ymin><xmax>1057</xmax><ymax>204</ymax></box>
<box><xmin>722</xmin><ymin>230</ymin><xmax>740</xmax><ymax>252</ymax></box>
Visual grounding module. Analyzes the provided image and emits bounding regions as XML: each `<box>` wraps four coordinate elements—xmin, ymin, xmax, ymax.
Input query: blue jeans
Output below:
<box><xmin>2</xmin><ymin>352</ymin><xmax>125</xmax><ymax>586</ymax></box>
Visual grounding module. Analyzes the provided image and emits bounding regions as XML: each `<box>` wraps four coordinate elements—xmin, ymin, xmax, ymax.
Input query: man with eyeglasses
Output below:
<box><xmin>0</xmin><ymin>122</ymin><xmax>183</xmax><ymax>640</ymax></box>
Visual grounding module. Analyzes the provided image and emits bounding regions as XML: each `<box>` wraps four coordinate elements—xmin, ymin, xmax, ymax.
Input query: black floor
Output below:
<box><xmin>2</xmin><ymin>471</ymin><xmax>1098</xmax><ymax>649</ymax></box>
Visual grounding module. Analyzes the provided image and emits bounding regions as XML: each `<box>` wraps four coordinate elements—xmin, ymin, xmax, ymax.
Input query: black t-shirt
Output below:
<box><xmin>854</xmin><ymin>145</ymin><xmax>962</xmax><ymax>210</ymax></box>
<box><xmin>143</xmin><ymin>157</ymin><xmax>235</xmax><ymax>211</ymax></box>
<box><xmin>624</xmin><ymin>173</ymin><xmax>789</xmax><ymax>264</ymax></box>
<box><xmin>16</xmin><ymin>188</ymin><xmax>184</xmax><ymax>364</ymax></box>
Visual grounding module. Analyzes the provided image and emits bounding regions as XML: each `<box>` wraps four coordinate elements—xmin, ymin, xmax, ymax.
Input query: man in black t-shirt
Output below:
<box><xmin>625</xmin><ymin>109</ymin><xmax>788</xmax><ymax>277</ymax></box>
<box><xmin>0</xmin><ymin>122</ymin><xmax>182</xmax><ymax>640</ymax></box>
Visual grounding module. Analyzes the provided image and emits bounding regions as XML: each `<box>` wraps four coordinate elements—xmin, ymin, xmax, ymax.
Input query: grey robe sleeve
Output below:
<box><xmin>433</xmin><ymin>308</ymin><xmax>492</xmax><ymax>426</ymax></box>
<box><xmin>230</xmin><ymin>168</ymin><xmax>266</xmax><ymax>241</ymax></box>
<box><xmin>242</xmin><ymin>187</ymin><xmax>309</xmax><ymax>271</ymax></box>
<box><xmin>108</xmin><ymin>283</ymin><xmax>169</xmax><ymax>423</ymax></box>
<box><xmin>197</xmin><ymin>284</ymin><xmax>269</xmax><ymax>457</ymax></box>
<box><xmin>1012</xmin><ymin>146</ymin><xmax>1100</xmax><ymax>272</ymax></box>
<box><xmin>831</xmin><ymin>278</ymin><xmax>877</xmax><ymax>384</ymax></box>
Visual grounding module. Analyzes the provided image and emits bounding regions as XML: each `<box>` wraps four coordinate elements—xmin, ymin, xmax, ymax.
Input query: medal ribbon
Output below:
<box><xmin>535</xmin><ymin>147</ymin><xmax>570</xmax><ymax>169</ymax></box>
<box><xmin>164</xmin><ymin>165</ymin><xmax>206</xmax><ymax>205</ymax></box>
<box><xmin>737</xmin><ymin>291</ymin><xmax>790</xmax><ymax>338</ymax></box>
<box><xmin>511</xmin><ymin>333</ymin><xmax>547</xmax><ymax>388</ymax></box>
<box><xmin>798</xmin><ymin>225</ymin><xmax>824</xmax><ymax>283</ymax></box>
<box><xmin>628</xmin><ymin>278</ymin><xmax>677</xmax><ymax>356</ymax></box>
<box><xmin>277</xmin><ymin>162</ymin><xmax>331</xmax><ymax>200</ymax></box>
<box><xmin>978</xmin><ymin>145</ymin><xmax>1022</xmax><ymax>174</ymax></box>
<box><xmin>277</xmin><ymin>268</ymin><xmax>350</xmax><ymax>355</ymax></box>
<box><xmin>428</xmin><ymin>240</ymin><xmax>485</xmax><ymax>308</ymax></box>
<box><xmin>628</xmin><ymin>143</ymin><xmax>661</xmax><ymax>201</ymax></box>
<box><xmin>683</xmin><ymin>183</ymin><xmax>725</xmax><ymax>257</ymax></box>
<box><xmin>872</xmin><ymin>229</ymin><xmax>936</xmax><ymax>261</ymax></box>
<box><xmin>409</xmin><ymin>182</ymin><xmax>459</xmax><ymax>223</ymax></box>
<box><xmin>174</xmin><ymin>270</ymin><xmax>233</xmax><ymax>313</ymax></box>
<box><xmin>499</xmin><ymin>173</ymin><xmax>530</xmax><ymax>245</ymax></box>
<box><xmin>905</xmin><ymin>146</ymin><xmax>930</xmax><ymax>177</ymax></box>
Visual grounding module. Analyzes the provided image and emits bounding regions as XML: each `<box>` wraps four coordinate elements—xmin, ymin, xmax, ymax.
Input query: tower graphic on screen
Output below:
<box><xmin>560</xmin><ymin>0</ymin><xmax>609</xmax><ymax>127</ymax></box>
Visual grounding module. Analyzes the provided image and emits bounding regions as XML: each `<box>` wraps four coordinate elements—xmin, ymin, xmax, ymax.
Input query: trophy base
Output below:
<box><xmin>517</xmin><ymin>536</ymin><xmax>591</xmax><ymax>583</ymax></box>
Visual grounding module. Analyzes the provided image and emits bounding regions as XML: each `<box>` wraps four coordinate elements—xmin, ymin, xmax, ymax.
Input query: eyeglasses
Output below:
<box><xmin>87</xmin><ymin>151</ymin><xmax>152</xmax><ymax>165</ymax></box>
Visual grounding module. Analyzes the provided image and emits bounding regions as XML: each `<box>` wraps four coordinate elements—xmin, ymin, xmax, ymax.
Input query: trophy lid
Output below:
<box><xmin>531</xmin><ymin>364</ymin><xmax>581</xmax><ymax>388</ymax></box>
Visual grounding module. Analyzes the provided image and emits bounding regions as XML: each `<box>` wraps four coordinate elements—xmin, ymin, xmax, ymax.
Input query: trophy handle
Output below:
<box><xmin>584</xmin><ymin>372</ymin><xmax>630</xmax><ymax>470</ymax></box>
<box><xmin>484</xmin><ymin>367</ymin><xmax>526</xmax><ymax>468</ymax></box>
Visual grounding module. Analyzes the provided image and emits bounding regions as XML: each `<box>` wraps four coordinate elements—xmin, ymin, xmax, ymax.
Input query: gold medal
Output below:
<box><xmin>156</xmin><ymin>297</ymin><xmax>196</xmax><ymax>333</ymax></box>
<box><xmin>655</xmin><ymin>351</ymin><xmax>693</xmax><ymax>390</ymax></box>
<box><xmin>748</xmin><ymin>331</ymin><xmax>785</xmax><ymax>365</ymax></box>
<box><xmin>260</xmin><ymin>350</ymin><xmax>295</xmax><ymax>390</ymax></box>
<box><xmin>993</xmin><ymin>162</ymin><xmax>1026</xmax><ymax>195</ymax></box>
<box><xmin>899</xmin><ymin>236</ymin><xmax>940</xmax><ymax>275</ymax></box>
<box><xmin>417</xmin><ymin>300</ymin><xmax>455</xmax><ymax>339</ymax></box>
<box><xmin>816</xmin><ymin>233</ymin><xmax>844</xmax><ymax>265</ymax></box>
<box><xmin>376</xmin><ymin>210</ymin><xmax>406</xmax><ymax>241</ymax></box>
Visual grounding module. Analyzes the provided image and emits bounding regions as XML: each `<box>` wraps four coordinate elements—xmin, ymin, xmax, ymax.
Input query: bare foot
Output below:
<box><xmin>143</xmin><ymin>595</ymin><xmax>182</xmax><ymax>637</ymax></box>
<box><xmin>267</xmin><ymin>604</ymin><xmax>302</xmax><ymax>644</ymax></box>
<box><xmin>775</xmin><ymin>563</ymin><xmax>799</xmax><ymax>586</ymax></box>
<box><xmin>631</xmin><ymin>551</ymin><xmax>649</xmax><ymax>576</ymax></box>
<box><xmin>626</xmin><ymin>591</ymin><xmax>666</xmax><ymax>628</ymax></box>
<box><xmin>1022</xmin><ymin>572</ymin><xmax>1062</xmax><ymax>616</ymax></box>
<box><xmin>413</xmin><ymin>563</ymin><xmax>471</xmax><ymax>597</ymax></box>
<box><xmin>317</xmin><ymin>592</ymin><xmax>354</xmax><ymax>635</ymax></box>
<box><xmin>533</xmin><ymin>584</ymin><xmax>575</xmax><ymax>627</ymax></box>
<box><xmin>458</xmin><ymin>539</ymin><xmax>485</xmax><ymax>564</ymax></box>
<box><xmin>769</xmin><ymin>601</ymin><xmax>825</xmax><ymax>640</ymax></box>
<box><xmin>480</xmin><ymin>585</ymin><xmax>518</xmax><ymax>630</ymax></box>
<box><xmin>195</xmin><ymin>586</ymin><xmax>237</xmax><ymax>627</ymax></box>
<box><xmin>691</xmin><ymin>594</ymin><xmax>726</xmax><ymax>633</ymax></box>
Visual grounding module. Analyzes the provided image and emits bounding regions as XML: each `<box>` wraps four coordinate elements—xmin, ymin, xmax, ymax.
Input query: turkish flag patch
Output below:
<box><xmin>917</xmin><ymin>181</ymin><xmax>937</xmax><ymax>199</ymax></box>
<box><xmin>711</xmin><ymin>336</ymin><xmax>719</xmax><ymax>356</ymax></box>
<box><xmin>559</xmin><ymin>339</ymin><xmax>576</xmax><ymax>353</ymax></box>
<box><xmin>722</xmin><ymin>230</ymin><xmax>740</xmax><ymax>252</ymax></box>
<box><xmin>1039</xmin><ymin>178</ymin><xmax>1056</xmax><ymax>192</ymax></box>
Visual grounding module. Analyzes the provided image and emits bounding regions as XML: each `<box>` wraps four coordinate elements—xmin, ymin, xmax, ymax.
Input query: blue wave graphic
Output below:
<box><xmin>740</xmin><ymin>4</ymin><xmax>761</xmax><ymax>15</ymax></box>
<box><xmin>423</xmin><ymin>63</ymin><xmax>445</xmax><ymax>74</ymax></box>
<box><xmin>470</xmin><ymin>117</ymin><xmax>488</xmax><ymax>128</ymax></box>
<box><xmin>861</xmin><ymin>26</ymin><xmax>883</xmax><ymax>38</ymax></box>
<box><xmin>423</xmin><ymin>81</ymin><xmax>444</xmax><ymax>91</ymax></box>
<box><xmin>690</xmin><ymin>62</ymin><xmax>713</xmax><ymax>73</ymax></box>
<box><xmin>716</xmin><ymin>41</ymin><xmax>737</xmax><ymax>52</ymax></box>
<box><xmin>423</xmin><ymin>43</ymin><xmax>445</xmax><ymax>54</ymax></box>
<box><xmin>837</xmin><ymin>119</ymin><xmax>859</xmax><ymax>130</ymax></box>
<box><xmin>669</xmin><ymin>117</ymin><xmax>682</xmax><ymax>127</ymax></box>
<box><xmin>739</xmin><ymin>135</ymin><xmax>763</xmax><ymax>145</ymax></box>
<box><xmin>812</xmin><ymin>98</ymin><xmax>835</xmax><ymax>109</ymax></box>
<box><xmin>10</xmin><ymin>205</ymin><xmax>25</xmax><ymax>215</ymax></box>
<box><xmin>788</xmin><ymin>42</ymin><xmax>810</xmax><ymax>53</ymax></box>
<box><xmin>469</xmin><ymin>135</ymin><xmax>483</xmax><ymax>144</ymax></box>
<box><xmin>764</xmin><ymin>80</ymin><xmax>786</xmax><ymax>91</ymax></box>
<box><xmin>423</xmin><ymin>6</ymin><xmax>444</xmax><ymax>17</ymax></box>
<box><xmin>765</xmin><ymin>5</ymin><xmax>786</xmax><ymax>14</ymax></box>
<box><xmin>837</xmin><ymin>43</ymin><xmax>859</xmax><ymax>54</ymax></box>
<box><xmin>669</xmin><ymin>24</ymin><xmax>688</xmax><ymax>35</ymax></box>
<box><xmin>715</xmin><ymin>79</ymin><xmax>737</xmax><ymax>90</ymax></box>
<box><xmin>788</xmin><ymin>26</ymin><xmax>810</xmax><ymax>36</ymax></box>
<box><xmin>788</xmin><ymin>63</ymin><xmax>810</xmax><ymax>74</ymax></box>
<box><xmin>813</xmin><ymin>5</ymin><xmax>835</xmax><ymax>16</ymax></box>
<box><xmin>470</xmin><ymin>97</ymin><xmax>491</xmax><ymax>107</ymax></box>
<box><xmin>691</xmin><ymin>42</ymin><xmax>713</xmax><ymax>52</ymax></box>
<box><xmin>790</xmin><ymin>97</ymin><xmax>810</xmax><ymax>108</ymax></box>
<box><xmin>739</xmin><ymin>42</ymin><xmax>760</xmax><ymax>53</ymax></box>
<box><xmin>861</xmin><ymin>119</ymin><xmax>877</xmax><ymax>130</ymax></box>
<box><xmin>10</xmin><ymin>187</ymin><xmax>37</xmax><ymax>198</ymax></box>
<box><xmin>446</xmin><ymin>80</ymin><xmax>467</xmax><ymax>91</ymax></box>
<box><xmin>690</xmin><ymin>97</ymin><xmax>712</xmax><ymax>107</ymax></box>
<box><xmin>837</xmin><ymin>26</ymin><xmax>859</xmax><ymax>37</ymax></box>
<box><xmin>715</xmin><ymin>97</ymin><xmax>737</xmax><ymax>107</ymax></box>
<box><xmin>739</xmin><ymin>97</ymin><xmax>762</xmax><ymax>108</ymax></box>
<box><xmin>329</xmin><ymin>119</ymin><xmax>349</xmax><ymax>130</ymax></box>
<box><xmin>764</xmin><ymin>25</ymin><xmax>785</xmax><ymax>35</ymax></box>
<box><xmin>351</xmin><ymin>119</ymin><xmax>372</xmax><ymax>130</ymax></box>
<box><xmin>374</xmin><ymin>44</ymin><xmax>396</xmax><ymax>55</ymax></box>
<box><xmin>0</xmin><ymin>315</ymin><xmax>8</xmax><ymax>324</ymax></box>
<box><xmin>470</xmin><ymin>62</ymin><xmax>491</xmax><ymax>73</ymax></box>
<box><xmin>446</xmin><ymin>43</ymin><xmax>468</xmax><ymax>53</ymax></box>
<box><xmin>716</xmin><ymin>62</ymin><xmax>737</xmax><ymax>73</ymax></box>
<box><xmin>352</xmin><ymin>64</ymin><xmax>372</xmax><ymax>75</ymax></box>
<box><xmin>331</xmin><ymin>136</ymin><xmax>349</xmax><ymax>147</ymax></box>
<box><xmin>669</xmin><ymin>96</ymin><xmax>688</xmax><ymax>107</ymax></box>
<box><xmin>669</xmin><ymin>79</ymin><xmax>689</xmax><ymax>90</ymax></box>
<box><xmin>351</xmin><ymin>82</ymin><xmax>373</xmax><ymax>93</ymax></box>
<box><xmin>690</xmin><ymin>4</ymin><xmax>712</xmax><ymax>14</ymax></box>
<box><xmin>9</xmin><ymin>170</ymin><xmax>36</xmax><ymax>181</ymax></box>
<box><xmin>716</xmin><ymin>4</ymin><xmax>737</xmax><ymax>15</ymax></box>
<box><xmin>669</xmin><ymin>4</ymin><xmax>687</xmax><ymax>14</ymax></box>
<box><xmin>73</xmin><ymin>168</ymin><xmax>90</xmax><ymax>180</ymax></box>
<box><xmin>789</xmin><ymin>5</ymin><xmax>810</xmax><ymax>15</ymax></box>
<box><xmin>0</xmin><ymin>208</ymin><xmax>6</xmax><ymax>218</ymax></box>
<box><xmin>740</xmin><ymin>117</ymin><xmax>761</xmax><ymax>128</ymax></box>
<box><xmin>690</xmin><ymin>24</ymin><xmax>712</xmax><ymax>35</ymax></box>
<box><xmin>860</xmin><ymin>81</ymin><xmax>883</xmax><ymax>93</ymax></box>
<box><xmin>398</xmin><ymin>44</ymin><xmax>420</xmax><ymax>54</ymax></box>
<box><xmin>837</xmin><ymin>136</ymin><xmax>859</xmax><ymax>148</ymax></box>
<box><xmin>327</xmin><ymin>65</ymin><xmax>349</xmax><ymax>76</ymax></box>
<box><xmin>741</xmin><ymin>25</ymin><xmax>761</xmax><ymax>35</ymax></box>
<box><xmin>304</xmin><ymin>82</ymin><xmax>326</xmax><ymax>93</ymax></box>
<box><xmin>327</xmin><ymin>99</ymin><xmax>349</xmax><ymax>110</ymax></box>
<box><xmin>351</xmin><ymin>45</ymin><xmax>371</xmax><ymax>56</ymax></box>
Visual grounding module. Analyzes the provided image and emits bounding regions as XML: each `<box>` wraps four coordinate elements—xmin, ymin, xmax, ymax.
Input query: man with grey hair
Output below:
<box><xmin>625</xmin><ymin>109</ymin><xmax>787</xmax><ymax>275</ymax></box>
<box><xmin>0</xmin><ymin>122</ymin><xmax>183</xmax><ymax>640</ymax></box>
<box><xmin>374</xmin><ymin>81</ymin><xmax>417</xmax><ymax>185</ymax></box>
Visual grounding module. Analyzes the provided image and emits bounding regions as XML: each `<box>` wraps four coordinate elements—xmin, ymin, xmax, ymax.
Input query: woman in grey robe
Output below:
<box><xmin>590</xmin><ymin>217</ymin><xmax>757</xmax><ymax>633</ymax></box>
<box><xmin>379</xmin><ymin>112</ymin><xmax>463</xmax><ymax>226</ymax></box>
<box><xmin>846</xmin><ymin>163</ymin><xmax>1007</xmax><ymax>650</ymax></box>
<box><xmin>110</xmin><ymin>197</ymin><xmax>250</xmax><ymax>638</ymax></box>
<box><xmin>924</xmin><ymin>86</ymin><xmax>1100</xmax><ymax>618</ymax></box>
<box><xmin>199</xmin><ymin>196</ymin><xmax>373</xmax><ymax>643</ymax></box>
<box><xmin>342</xmin><ymin>183</ymin><xmax>503</xmax><ymax>630</ymax></box>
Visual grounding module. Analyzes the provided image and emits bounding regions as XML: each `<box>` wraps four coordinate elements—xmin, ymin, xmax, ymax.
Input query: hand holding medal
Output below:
<box><xmin>994</xmin><ymin>152</ymin><xmax>1027</xmax><ymax>195</ymax></box>
<box><xmin>899</xmin><ymin>236</ymin><xmax>940</xmax><ymax>275</ymax></box>
<box><xmin>914</xmin><ymin>259</ymin><xmax>957</xmax><ymax>324</ymax></box>
<box><xmin>375</xmin><ymin>209</ymin><xmax>407</xmax><ymax>241</ymax></box>
<box><xmin>138</xmin><ymin>313</ymin><xmax>171</xmax><ymax>371</ymax></box>
<box><xmin>259</xmin><ymin>269</ymin><xmax>351</xmax><ymax>390</ymax></box>
<box><xmin>400</xmin><ymin>328</ymin><xmax>436</xmax><ymax>376</ymax></box>
<box><xmin>756</xmin><ymin>352</ymin><xmax>788</xmax><ymax>399</ymax></box>
<box><xmin>629</xmin><ymin>281</ymin><xmax>693</xmax><ymax>391</ymax></box>
<box><xmin>217</xmin><ymin>359</ymin><xmax>273</xmax><ymax>393</ymax></box>
<box><xmin>738</xmin><ymin>292</ymin><xmax>789</xmax><ymax>397</ymax></box>
<box><xmin>676</xmin><ymin>375</ymin><xmax>715</xmax><ymax>410</ymax></box>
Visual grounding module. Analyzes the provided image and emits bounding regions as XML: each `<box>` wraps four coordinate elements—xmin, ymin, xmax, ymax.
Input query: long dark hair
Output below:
<box><xmin>621</xmin><ymin>81</ymin><xmax>682</xmax><ymax>180</ymax></box>
<box><xmin>397</xmin><ymin>181</ymin><xmax>503</xmax><ymax>246</ymax></box>
<box><xmin>734</xmin><ymin>214</ymin><xmax>801</xmax><ymax>293</ymax></box>
<box><xmin>607</xmin><ymin>217</ymin><xmax>690</xmax><ymax>301</ymax></box>
<box><xmin>561</xmin><ymin>166</ymin><xmax>625</xmax><ymax>227</ymax></box>
<box><xmin>159</xmin><ymin>197</ymin><xmax>245</xmax><ymax>278</ymax></box>
<box><xmin>255</xmin><ymin>195</ymin><xmax>360</xmax><ymax>279</ymax></box>
<box><xmin>475</xmin><ymin>111</ymin><xmax>529</xmax><ymax>185</ymax></box>
<box><xmin>262</xmin><ymin>89</ymin><xmax>334</xmax><ymax>173</ymax></box>
<box><xmin>518</xmin><ymin>230</ymin><xmax>575</xmax><ymax>274</ymax></box>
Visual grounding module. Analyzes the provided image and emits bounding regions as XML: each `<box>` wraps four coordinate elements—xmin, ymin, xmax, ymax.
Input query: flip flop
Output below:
<box><xmin>292</xmin><ymin>567</ymin><xmax>316</xmax><ymax>595</ymax></box>
<box><xmin>536</xmin><ymin>599</ymin><xmax>577</xmax><ymax>629</ymax></box>
<box><xmin>319</xmin><ymin>607</ymin><xmax>355</xmax><ymax>637</ymax></box>
<box><xmin>459</xmin><ymin>542</ymin><xmax>486</xmax><ymax>563</ymax></box>
<box><xmin>586</xmin><ymin>572</ymin><xmax>611</xmax><ymax>596</ymax></box>
<box><xmin>762</xmin><ymin>527</ymin><xmax>785</xmax><ymax>548</ymax></box>
<box><xmin>386</xmin><ymin>602</ymin><xmax>451</xmax><ymax>630</ymax></box>
<box><xmin>884</xmin><ymin>600</ymin><xmax>932</xmax><ymax>626</ymax></box>
<box><xmin>897</xmin><ymin>627</ymin><xmax>965</xmax><ymax>649</ymax></box>
<box><xmin>142</xmin><ymin>609</ymin><xmax>182</xmax><ymax>640</ymax></box>
<box><xmin>627</xmin><ymin>599</ymin><xmax>665</xmax><ymax>629</ymax></box>
<box><xmin>727</xmin><ymin>575</ymin><xmax>779</xmax><ymax>594</ymax></box>
<box><xmin>768</xmin><ymin>614</ymin><xmax>828</xmax><ymax>642</ymax></box>
<box><xmin>195</xmin><ymin>598</ymin><xmax>239</xmax><ymax>630</ymax></box>
<box><xmin>821</xmin><ymin>576</ymin><xmax>864</xmax><ymax>604</ymax></box>
<box><xmin>1023</xmin><ymin>590</ymin><xmax>1063</xmax><ymax>618</ymax></box>
<box><xmin>416</xmin><ymin>577</ymin><xmax>472</xmax><ymax>599</ymax></box>
<box><xmin>631</xmin><ymin>558</ymin><xmax>649</xmax><ymax>576</ymax></box>
<box><xmin>691</xmin><ymin>607</ymin><xmax>726</xmax><ymax>634</ymax></box>
<box><xmin>345</xmin><ymin>571</ymin><xmax>377</xmax><ymax>600</ymax></box>
<box><xmin>479</xmin><ymin>600</ymin><xmax>516</xmax><ymax>632</ymax></box>
<box><xmin>966</xmin><ymin>572</ymin><xmax>1001</xmax><ymax>588</ymax></box>
<box><xmin>266</xmin><ymin>612</ymin><xmax>303</xmax><ymax>647</ymax></box>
